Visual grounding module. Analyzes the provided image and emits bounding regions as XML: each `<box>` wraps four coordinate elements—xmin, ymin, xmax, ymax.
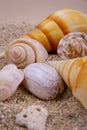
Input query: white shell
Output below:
<box><xmin>16</xmin><ymin>105</ymin><xmax>48</xmax><ymax>130</ymax></box>
<box><xmin>23</xmin><ymin>63</ymin><xmax>64</xmax><ymax>100</ymax></box>
<box><xmin>5</xmin><ymin>38</ymin><xmax>48</xmax><ymax>68</ymax></box>
<box><xmin>0</xmin><ymin>64</ymin><xmax>24</xmax><ymax>101</ymax></box>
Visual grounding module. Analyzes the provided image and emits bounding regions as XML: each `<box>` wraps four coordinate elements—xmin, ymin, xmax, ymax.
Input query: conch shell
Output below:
<box><xmin>48</xmin><ymin>56</ymin><xmax>87</xmax><ymax>109</ymax></box>
<box><xmin>57</xmin><ymin>32</ymin><xmax>87</xmax><ymax>59</ymax></box>
<box><xmin>26</xmin><ymin>9</ymin><xmax>87</xmax><ymax>52</ymax></box>
<box><xmin>0</xmin><ymin>64</ymin><xmax>24</xmax><ymax>101</ymax></box>
<box><xmin>4</xmin><ymin>38</ymin><xmax>48</xmax><ymax>68</ymax></box>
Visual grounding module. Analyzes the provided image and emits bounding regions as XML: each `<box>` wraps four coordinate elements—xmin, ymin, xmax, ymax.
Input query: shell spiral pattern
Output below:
<box><xmin>57</xmin><ymin>32</ymin><xmax>87</xmax><ymax>59</ymax></box>
<box><xmin>5</xmin><ymin>38</ymin><xmax>48</xmax><ymax>68</ymax></box>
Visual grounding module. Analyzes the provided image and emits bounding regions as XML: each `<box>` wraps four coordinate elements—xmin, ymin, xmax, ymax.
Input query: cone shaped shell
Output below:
<box><xmin>48</xmin><ymin>56</ymin><xmax>87</xmax><ymax>109</ymax></box>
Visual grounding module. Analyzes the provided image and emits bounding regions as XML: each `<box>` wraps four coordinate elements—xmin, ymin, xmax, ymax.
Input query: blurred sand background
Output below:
<box><xmin>0</xmin><ymin>0</ymin><xmax>87</xmax><ymax>25</ymax></box>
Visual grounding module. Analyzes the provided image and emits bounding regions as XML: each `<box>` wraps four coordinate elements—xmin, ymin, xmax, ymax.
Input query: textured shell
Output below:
<box><xmin>23</xmin><ymin>63</ymin><xmax>64</xmax><ymax>100</ymax></box>
<box><xmin>57</xmin><ymin>32</ymin><xmax>87</xmax><ymax>59</ymax></box>
<box><xmin>5</xmin><ymin>38</ymin><xmax>48</xmax><ymax>68</ymax></box>
<box><xmin>0</xmin><ymin>64</ymin><xmax>24</xmax><ymax>102</ymax></box>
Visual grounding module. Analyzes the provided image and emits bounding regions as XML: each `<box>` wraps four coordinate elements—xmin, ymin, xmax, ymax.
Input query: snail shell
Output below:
<box><xmin>5</xmin><ymin>38</ymin><xmax>48</xmax><ymax>68</ymax></box>
<box><xmin>57</xmin><ymin>32</ymin><xmax>87</xmax><ymax>59</ymax></box>
<box><xmin>23</xmin><ymin>63</ymin><xmax>64</xmax><ymax>100</ymax></box>
<box><xmin>0</xmin><ymin>64</ymin><xmax>24</xmax><ymax>102</ymax></box>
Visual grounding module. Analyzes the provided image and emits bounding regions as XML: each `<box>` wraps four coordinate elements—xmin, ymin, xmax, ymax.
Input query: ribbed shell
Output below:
<box><xmin>23</xmin><ymin>63</ymin><xmax>64</xmax><ymax>100</ymax></box>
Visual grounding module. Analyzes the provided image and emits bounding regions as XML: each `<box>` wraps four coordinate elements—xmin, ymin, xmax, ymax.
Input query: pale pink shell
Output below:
<box><xmin>23</xmin><ymin>63</ymin><xmax>64</xmax><ymax>100</ymax></box>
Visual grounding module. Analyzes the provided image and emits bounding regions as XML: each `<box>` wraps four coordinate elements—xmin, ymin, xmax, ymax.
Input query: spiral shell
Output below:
<box><xmin>0</xmin><ymin>64</ymin><xmax>24</xmax><ymax>102</ymax></box>
<box><xmin>5</xmin><ymin>38</ymin><xmax>48</xmax><ymax>68</ymax></box>
<box><xmin>57</xmin><ymin>32</ymin><xmax>87</xmax><ymax>59</ymax></box>
<box><xmin>26</xmin><ymin>9</ymin><xmax>87</xmax><ymax>52</ymax></box>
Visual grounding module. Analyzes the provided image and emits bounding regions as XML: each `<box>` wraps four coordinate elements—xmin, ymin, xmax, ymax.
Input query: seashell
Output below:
<box><xmin>23</xmin><ymin>63</ymin><xmax>64</xmax><ymax>100</ymax></box>
<box><xmin>57</xmin><ymin>32</ymin><xmax>87</xmax><ymax>59</ymax></box>
<box><xmin>0</xmin><ymin>64</ymin><xmax>24</xmax><ymax>102</ymax></box>
<box><xmin>4</xmin><ymin>38</ymin><xmax>48</xmax><ymax>68</ymax></box>
<box><xmin>48</xmin><ymin>56</ymin><xmax>87</xmax><ymax>109</ymax></box>
<box><xmin>16</xmin><ymin>105</ymin><xmax>48</xmax><ymax>130</ymax></box>
<box><xmin>26</xmin><ymin>9</ymin><xmax>87</xmax><ymax>52</ymax></box>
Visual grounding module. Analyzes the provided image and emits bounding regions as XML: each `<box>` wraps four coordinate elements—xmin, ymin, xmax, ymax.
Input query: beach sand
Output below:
<box><xmin>0</xmin><ymin>22</ymin><xmax>87</xmax><ymax>130</ymax></box>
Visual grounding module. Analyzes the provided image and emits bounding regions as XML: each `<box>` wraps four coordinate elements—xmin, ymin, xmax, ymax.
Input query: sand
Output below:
<box><xmin>0</xmin><ymin>22</ymin><xmax>87</xmax><ymax>130</ymax></box>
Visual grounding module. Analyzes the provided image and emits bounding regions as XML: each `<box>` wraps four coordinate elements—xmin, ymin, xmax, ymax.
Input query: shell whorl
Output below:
<box><xmin>6</xmin><ymin>43</ymin><xmax>35</xmax><ymax>68</ymax></box>
<box><xmin>57</xmin><ymin>32</ymin><xmax>87</xmax><ymax>59</ymax></box>
<box><xmin>5</xmin><ymin>38</ymin><xmax>48</xmax><ymax>68</ymax></box>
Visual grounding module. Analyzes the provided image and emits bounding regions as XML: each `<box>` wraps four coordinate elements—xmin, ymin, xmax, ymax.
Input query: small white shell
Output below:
<box><xmin>0</xmin><ymin>64</ymin><xmax>24</xmax><ymax>102</ymax></box>
<box><xmin>5</xmin><ymin>38</ymin><xmax>48</xmax><ymax>68</ymax></box>
<box><xmin>23</xmin><ymin>63</ymin><xmax>64</xmax><ymax>100</ymax></box>
<box><xmin>16</xmin><ymin>105</ymin><xmax>48</xmax><ymax>130</ymax></box>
